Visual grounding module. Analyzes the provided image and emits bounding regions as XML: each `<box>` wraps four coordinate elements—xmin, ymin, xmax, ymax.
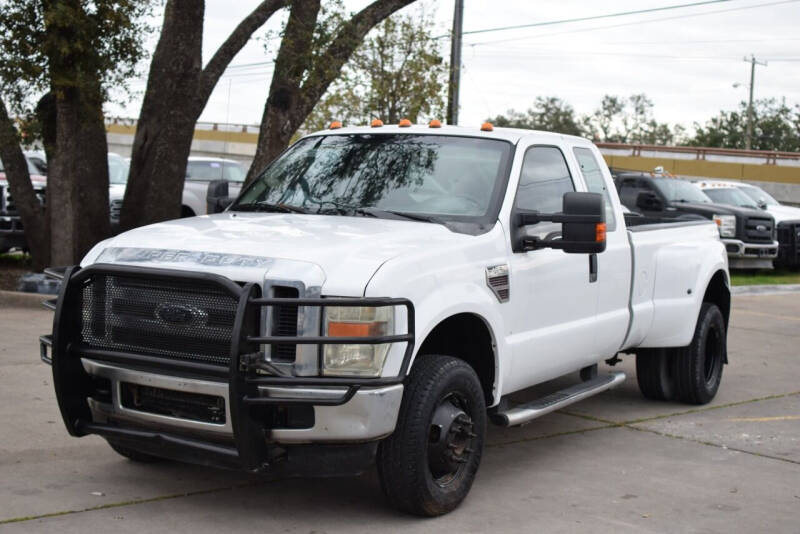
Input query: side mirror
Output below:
<box><xmin>514</xmin><ymin>192</ymin><xmax>607</xmax><ymax>254</ymax></box>
<box><xmin>636</xmin><ymin>191</ymin><xmax>664</xmax><ymax>212</ymax></box>
<box><xmin>757</xmin><ymin>199</ymin><xmax>768</xmax><ymax>210</ymax></box>
<box><xmin>206</xmin><ymin>180</ymin><xmax>233</xmax><ymax>214</ymax></box>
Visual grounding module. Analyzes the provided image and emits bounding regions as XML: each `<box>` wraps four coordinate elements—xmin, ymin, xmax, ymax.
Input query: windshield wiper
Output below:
<box><xmin>355</xmin><ymin>207</ymin><xmax>447</xmax><ymax>226</ymax></box>
<box><xmin>231</xmin><ymin>202</ymin><xmax>311</xmax><ymax>214</ymax></box>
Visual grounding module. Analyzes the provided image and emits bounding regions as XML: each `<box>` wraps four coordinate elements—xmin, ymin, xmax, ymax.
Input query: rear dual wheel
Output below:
<box><xmin>636</xmin><ymin>303</ymin><xmax>726</xmax><ymax>405</ymax></box>
<box><xmin>377</xmin><ymin>354</ymin><xmax>486</xmax><ymax>517</ymax></box>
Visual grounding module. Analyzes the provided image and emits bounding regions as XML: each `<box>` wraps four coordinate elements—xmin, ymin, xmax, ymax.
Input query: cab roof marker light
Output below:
<box><xmin>481</xmin><ymin>122</ymin><xmax>494</xmax><ymax>132</ymax></box>
<box><xmin>329</xmin><ymin>120</ymin><xmax>342</xmax><ymax>129</ymax></box>
<box><xmin>429</xmin><ymin>119</ymin><xmax>442</xmax><ymax>128</ymax></box>
<box><xmin>398</xmin><ymin>118</ymin><xmax>412</xmax><ymax>127</ymax></box>
<box><xmin>371</xmin><ymin>118</ymin><xmax>383</xmax><ymax>128</ymax></box>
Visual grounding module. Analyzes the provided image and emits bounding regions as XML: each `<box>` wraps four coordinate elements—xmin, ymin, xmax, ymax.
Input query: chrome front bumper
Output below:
<box><xmin>722</xmin><ymin>239</ymin><xmax>778</xmax><ymax>259</ymax></box>
<box><xmin>82</xmin><ymin>358</ymin><xmax>403</xmax><ymax>444</ymax></box>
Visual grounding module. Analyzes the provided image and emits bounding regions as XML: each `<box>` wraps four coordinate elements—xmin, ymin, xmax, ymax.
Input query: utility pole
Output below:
<box><xmin>743</xmin><ymin>55</ymin><xmax>767</xmax><ymax>150</ymax></box>
<box><xmin>446</xmin><ymin>0</ymin><xmax>464</xmax><ymax>125</ymax></box>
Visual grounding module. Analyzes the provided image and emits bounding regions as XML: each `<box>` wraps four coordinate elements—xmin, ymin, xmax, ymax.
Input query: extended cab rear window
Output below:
<box><xmin>573</xmin><ymin>147</ymin><xmax>616</xmax><ymax>231</ymax></box>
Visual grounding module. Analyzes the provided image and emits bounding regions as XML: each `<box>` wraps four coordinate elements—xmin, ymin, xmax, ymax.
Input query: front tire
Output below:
<box><xmin>673</xmin><ymin>303</ymin><xmax>726</xmax><ymax>405</ymax></box>
<box><xmin>377</xmin><ymin>355</ymin><xmax>486</xmax><ymax>517</ymax></box>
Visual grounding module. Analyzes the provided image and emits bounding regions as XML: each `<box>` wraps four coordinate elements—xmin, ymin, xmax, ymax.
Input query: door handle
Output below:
<box><xmin>589</xmin><ymin>253</ymin><xmax>598</xmax><ymax>283</ymax></box>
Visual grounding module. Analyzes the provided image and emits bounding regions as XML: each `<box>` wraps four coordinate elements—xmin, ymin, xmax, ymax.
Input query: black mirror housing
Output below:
<box><xmin>514</xmin><ymin>192</ymin><xmax>607</xmax><ymax>254</ymax></box>
<box><xmin>636</xmin><ymin>191</ymin><xmax>664</xmax><ymax>212</ymax></box>
<box><xmin>206</xmin><ymin>180</ymin><xmax>233</xmax><ymax>214</ymax></box>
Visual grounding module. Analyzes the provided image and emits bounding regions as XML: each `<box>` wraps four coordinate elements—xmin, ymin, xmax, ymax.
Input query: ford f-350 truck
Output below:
<box><xmin>40</xmin><ymin>124</ymin><xmax>730</xmax><ymax>516</ymax></box>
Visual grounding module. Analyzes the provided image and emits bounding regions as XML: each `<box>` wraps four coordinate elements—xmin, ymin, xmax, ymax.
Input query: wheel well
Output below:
<box><xmin>181</xmin><ymin>205</ymin><xmax>196</xmax><ymax>218</ymax></box>
<box><xmin>417</xmin><ymin>313</ymin><xmax>496</xmax><ymax>404</ymax></box>
<box><xmin>703</xmin><ymin>270</ymin><xmax>731</xmax><ymax>329</ymax></box>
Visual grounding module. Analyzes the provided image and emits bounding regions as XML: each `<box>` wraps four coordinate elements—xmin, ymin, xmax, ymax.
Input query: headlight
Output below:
<box><xmin>712</xmin><ymin>214</ymin><xmax>736</xmax><ymax>238</ymax></box>
<box><xmin>323</xmin><ymin>305</ymin><xmax>394</xmax><ymax>377</ymax></box>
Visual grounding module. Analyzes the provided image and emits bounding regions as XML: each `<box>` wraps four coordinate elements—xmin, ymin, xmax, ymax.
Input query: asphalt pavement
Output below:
<box><xmin>1</xmin><ymin>292</ymin><xmax>798</xmax><ymax>532</ymax></box>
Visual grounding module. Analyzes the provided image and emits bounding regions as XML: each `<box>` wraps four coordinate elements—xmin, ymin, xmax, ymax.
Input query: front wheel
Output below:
<box><xmin>377</xmin><ymin>355</ymin><xmax>486</xmax><ymax>516</ymax></box>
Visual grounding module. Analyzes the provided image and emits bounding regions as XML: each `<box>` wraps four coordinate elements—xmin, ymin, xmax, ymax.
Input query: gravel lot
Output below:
<box><xmin>1</xmin><ymin>291</ymin><xmax>798</xmax><ymax>532</ymax></box>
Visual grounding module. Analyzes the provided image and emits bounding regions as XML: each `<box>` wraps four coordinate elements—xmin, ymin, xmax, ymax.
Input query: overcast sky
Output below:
<box><xmin>108</xmin><ymin>0</ymin><xmax>800</xmax><ymax>133</ymax></box>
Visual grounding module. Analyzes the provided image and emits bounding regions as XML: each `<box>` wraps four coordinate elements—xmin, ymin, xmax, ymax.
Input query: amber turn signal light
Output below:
<box><xmin>329</xmin><ymin>120</ymin><xmax>342</xmax><ymax>129</ymax></box>
<box><xmin>595</xmin><ymin>223</ymin><xmax>607</xmax><ymax>243</ymax></box>
<box><xmin>371</xmin><ymin>118</ymin><xmax>383</xmax><ymax>127</ymax></box>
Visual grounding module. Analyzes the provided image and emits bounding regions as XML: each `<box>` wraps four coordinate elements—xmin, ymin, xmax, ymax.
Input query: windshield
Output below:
<box><xmin>703</xmin><ymin>187</ymin><xmax>759</xmax><ymax>209</ymax></box>
<box><xmin>108</xmin><ymin>155</ymin><xmax>129</xmax><ymax>184</ymax></box>
<box><xmin>233</xmin><ymin>134</ymin><xmax>512</xmax><ymax>222</ymax></box>
<box><xmin>652</xmin><ymin>179</ymin><xmax>712</xmax><ymax>203</ymax></box>
<box><xmin>187</xmin><ymin>160</ymin><xmax>246</xmax><ymax>182</ymax></box>
<box><xmin>739</xmin><ymin>184</ymin><xmax>780</xmax><ymax>206</ymax></box>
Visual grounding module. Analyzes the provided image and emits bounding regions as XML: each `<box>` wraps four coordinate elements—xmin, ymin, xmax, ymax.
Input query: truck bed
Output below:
<box><xmin>622</xmin><ymin>218</ymin><xmax>723</xmax><ymax>350</ymax></box>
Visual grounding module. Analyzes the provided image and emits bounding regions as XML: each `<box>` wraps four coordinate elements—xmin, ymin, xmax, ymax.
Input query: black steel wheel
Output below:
<box><xmin>673</xmin><ymin>303</ymin><xmax>726</xmax><ymax>405</ymax></box>
<box><xmin>377</xmin><ymin>354</ymin><xmax>486</xmax><ymax>516</ymax></box>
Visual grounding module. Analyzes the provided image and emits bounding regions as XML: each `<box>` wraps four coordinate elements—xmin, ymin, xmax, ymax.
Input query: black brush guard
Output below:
<box><xmin>39</xmin><ymin>263</ymin><xmax>415</xmax><ymax>472</ymax></box>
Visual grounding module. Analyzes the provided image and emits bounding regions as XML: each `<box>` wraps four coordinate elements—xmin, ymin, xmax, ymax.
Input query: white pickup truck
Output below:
<box><xmin>41</xmin><ymin>124</ymin><xmax>730</xmax><ymax>516</ymax></box>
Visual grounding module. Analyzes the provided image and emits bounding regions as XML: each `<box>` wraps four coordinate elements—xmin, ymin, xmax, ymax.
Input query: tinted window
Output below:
<box><xmin>515</xmin><ymin>146</ymin><xmax>574</xmax><ymax>213</ymax></box>
<box><xmin>652</xmin><ymin>179</ymin><xmax>711</xmax><ymax>203</ymax></box>
<box><xmin>703</xmin><ymin>188</ymin><xmax>758</xmax><ymax>209</ymax></box>
<box><xmin>187</xmin><ymin>160</ymin><xmax>246</xmax><ymax>182</ymax></box>
<box><xmin>573</xmin><ymin>147</ymin><xmax>616</xmax><ymax>231</ymax></box>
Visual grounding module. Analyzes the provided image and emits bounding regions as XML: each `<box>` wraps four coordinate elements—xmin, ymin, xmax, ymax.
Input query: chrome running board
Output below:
<box><xmin>492</xmin><ymin>372</ymin><xmax>626</xmax><ymax>427</ymax></box>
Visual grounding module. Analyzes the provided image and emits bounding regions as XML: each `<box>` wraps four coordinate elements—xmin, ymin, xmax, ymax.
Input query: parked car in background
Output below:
<box><xmin>109</xmin><ymin>157</ymin><xmax>246</xmax><ymax>227</ymax></box>
<box><xmin>612</xmin><ymin>170</ymin><xmax>778</xmax><ymax>269</ymax></box>
<box><xmin>0</xmin><ymin>156</ymin><xmax>47</xmax><ymax>253</ymax></box>
<box><xmin>696</xmin><ymin>180</ymin><xmax>800</xmax><ymax>269</ymax></box>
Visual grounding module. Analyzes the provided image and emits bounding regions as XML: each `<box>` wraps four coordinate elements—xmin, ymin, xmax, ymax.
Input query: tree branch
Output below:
<box><xmin>300</xmin><ymin>0</ymin><xmax>415</xmax><ymax>113</ymax></box>
<box><xmin>198</xmin><ymin>0</ymin><xmax>288</xmax><ymax>103</ymax></box>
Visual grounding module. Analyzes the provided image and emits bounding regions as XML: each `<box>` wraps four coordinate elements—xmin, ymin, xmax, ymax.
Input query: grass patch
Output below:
<box><xmin>730</xmin><ymin>269</ymin><xmax>800</xmax><ymax>286</ymax></box>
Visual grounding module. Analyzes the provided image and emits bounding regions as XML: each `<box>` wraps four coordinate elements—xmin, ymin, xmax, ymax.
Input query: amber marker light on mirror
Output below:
<box><xmin>596</xmin><ymin>223</ymin><xmax>607</xmax><ymax>243</ymax></box>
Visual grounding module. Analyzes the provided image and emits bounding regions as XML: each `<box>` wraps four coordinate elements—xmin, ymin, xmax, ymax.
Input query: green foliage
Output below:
<box><xmin>302</xmin><ymin>6</ymin><xmax>446</xmax><ymax>132</ymax></box>
<box><xmin>0</xmin><ymin>0</ymin><xmax>153</xmax><ymax>111</ymax></box>
<box><xmin>582</xmin><ymin>93</ymin><xmax>681</xmax><ymax>144</ymax></box>
<box><xmin>488</xmin><ymin>97</ymin><xmax>584</xmax><ymax>136</ymax></box>
<box><xmin>686</xmin><ymin>98</ymin><xmax>800</xmax><ymax>151</ymax></box>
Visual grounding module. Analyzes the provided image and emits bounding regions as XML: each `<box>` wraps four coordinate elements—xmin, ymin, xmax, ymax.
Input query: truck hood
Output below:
<box><xmin>767</xmin><ymin>204</ymin><xmax>800</xmax><ymax>224</ymax></box>
<box><xmin>667</xmin><ymin>201</ymin><xmax>768</xmax><ymax>219</ymax></box>
<box><xmin>90</xmin><ymin>212</ymin><xmax>470</xmax><ymax>295</ymax></box>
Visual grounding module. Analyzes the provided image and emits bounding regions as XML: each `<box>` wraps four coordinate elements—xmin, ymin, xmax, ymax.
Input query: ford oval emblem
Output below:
<box><xmin>756</xmin><ymin>224</ymin><xmax>767</xmax><ymax>231</ymax></box>
<box><xmin>155</xmin><ymin>303</ymin><xmax>206</xmax><ymax>327</ymax></box>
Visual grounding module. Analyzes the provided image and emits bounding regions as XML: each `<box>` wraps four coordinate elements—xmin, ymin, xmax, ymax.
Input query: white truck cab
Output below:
<box><xmin>41</xmin><ymin>124</ymin><xmax>730</xmax><ymax>516</ymax></box>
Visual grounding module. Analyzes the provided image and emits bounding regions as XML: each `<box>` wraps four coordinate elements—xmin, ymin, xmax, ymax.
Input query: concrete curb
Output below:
<box><xmin>0</xmin><ymin>290</ymin><xmax>49</xmax><ymax>310</ymax></box>
<box><xmin>732</xmin><ymin>284</ymin><xmax>800</xmax><ymax>296</ymax></box>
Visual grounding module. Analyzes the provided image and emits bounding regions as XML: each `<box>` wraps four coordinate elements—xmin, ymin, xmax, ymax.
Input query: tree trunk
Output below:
<box><xmin>0</xmin><ymin>97</ymin><xmax>50</xmax><ymax>270</ymax></box>
<box><xmin>246</xmin><ymin>0</ymin><xmax>417</xmax><ymax>183</ymax></box>
<box><xmin>49</xmin><ymin>84</ymin><xmax>111</xmax><ymax>266</ymax></box>
<box><xmin>121</xmin><ymin>0</ymin><xmax>287</xmax><ymax>231</ymax></box>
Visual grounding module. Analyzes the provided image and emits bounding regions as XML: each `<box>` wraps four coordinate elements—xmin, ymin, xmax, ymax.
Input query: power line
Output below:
<box><xmin>459</xmin><ymin>0</ymin><xmax>735</xmax><ymax>37</ymax></box>
<box><xmin>465</xmin><ymin>0</ymin><xmax>800</xmax><ymax>47</ymax></box>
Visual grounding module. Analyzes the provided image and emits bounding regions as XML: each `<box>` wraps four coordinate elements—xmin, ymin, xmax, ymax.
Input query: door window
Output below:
<box><xmin>514</xmin><ymin>146</ymin><xmax>575</xmax><ymax>238</ymax></box>
<box><xmin>573</xmin><ymin>147</ymin><xmax>616</xmax><ymax>231</ymax></box>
